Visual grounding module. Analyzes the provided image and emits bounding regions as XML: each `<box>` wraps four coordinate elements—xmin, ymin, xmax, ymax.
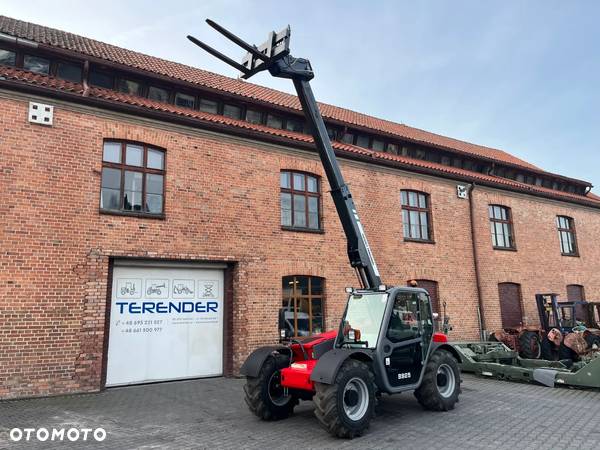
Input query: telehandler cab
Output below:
<box><xmin>188</xmin><ymin>20</ymin><xmax>461</xmax><ymax>438</ymax></box>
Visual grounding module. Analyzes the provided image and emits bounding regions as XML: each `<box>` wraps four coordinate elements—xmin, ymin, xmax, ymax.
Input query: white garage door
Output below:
<box><xmin>106</xmin><ymin>262</ymin><xmax>224</xmax><ymax>386</ymax></box>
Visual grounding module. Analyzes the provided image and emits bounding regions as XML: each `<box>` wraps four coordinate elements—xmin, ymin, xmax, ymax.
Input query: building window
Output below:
<box><xmin>223</xmin><ymin>104</ymin><xmax>242</xmax><ymax>119</ymax></box>
<box><xmin>282</xmin><ymin>276</ymin><xmax>324</xmax><ymax>337</ymax></box>
<box><xmin>386</xmin><ymin>143</ymin><xmax>399</xmax><ymax>155</ymax></box>
<box><xmin>246</xmin><ymin>109</ymin><xmax>263</xmax><ymax>124</ymax></box>
<box><xmin>175</xmin><ymin>92</ymin><xmax>195</xmax><ymax>109</ymax></box>
<box><xmin>280</xmin><ymin>171</ymin><xmax>321</xmax><ymax>230</ymax></box>
<box><xmin>356</xmin><ymin>134</ymin><xmax>370</xmax><ymax>148</ymax></box>
<box><xmin>100</xmin><ymin>141</ymin><xmax>165</xmax><ymax>216</ymax></box>
<box><xmin>557</xmin><ymin>216</ymin><xmax>578</xmax><ymax>256</ymax></box>
<box><xmin>401</xmin><ymin>190</ymin><xmax>433</xmax><ymax>242</ymax></box>
<box><xmin>0</xmin><ymin>48</ymin><xmax>17</xmax><ymax>66</ymax></box>
<box><xmin>199</xmin><ymin>98</ymin><xmax>218</xmax><ymax>114</ymax></box>
<box><xmin>489</xmin><ymin>205</ymin><xmax>515</xmax><ymax>249</ymax></box>
<box><xmin>266</xmin><ymin>114</ymin><xmax>283</xmax><ymax>129</ymax></box>
<box><xmin>56</xmin><ymin>61</ymin><xmax>82</xmax><ymax>83</ymax></box>
<box><xmin>371</xmin><ymin>139</ymin><xmax>385</xmax><ymax>151</ymax></box>
<box><xmin>117</xmin><ymin>79</ymin><xmax>142</xmax><ymax>96</ymax></box>
<box><xmin>148</xmin><ymin>86</ymin><xmax>169</xmax><ymax>103</ymax></box>
<box><xmin>342</xmin><ymin>132</ymin><xmax>354</xmax><ymax>144</ymax></box>
<box><xmin>326</xmin><ymin>126</ymin><xmax>337</xmax><ymax>141</ymax></box>
<box><xmin>23</xmin><ymin>55</ymin><xmax>50</xmax><ymax>75</ymax></box>
<box><xmin>89</xmin><ymin>69</ymin><xmax>113</xmax><ymax>89</ymax></box>
<box><xmin>286</xmin><ymin>117</ymin><xmax>304</xmax><ymax>133</ymax></box>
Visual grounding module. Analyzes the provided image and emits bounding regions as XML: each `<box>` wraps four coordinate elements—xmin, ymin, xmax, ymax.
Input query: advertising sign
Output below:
<box><xmin>106</xmin><ymin>266</ymin><xmax>224</xmax><ymax>386</ymax></box>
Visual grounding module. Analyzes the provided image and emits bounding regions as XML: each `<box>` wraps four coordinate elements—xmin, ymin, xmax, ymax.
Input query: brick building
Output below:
<box><xmin>1</xmin><ymin>15</ymin><xmax>599</xmax><ymax>399</ymax></box>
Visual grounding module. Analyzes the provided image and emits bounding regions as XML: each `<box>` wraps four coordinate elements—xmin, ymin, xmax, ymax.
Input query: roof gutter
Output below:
<box><xmin>0</xmin><ymin>32</ymin><xmax>38</xmax><ymax>48</ymax></box>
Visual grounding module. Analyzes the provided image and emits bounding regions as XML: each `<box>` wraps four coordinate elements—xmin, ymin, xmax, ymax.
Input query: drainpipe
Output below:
<box><xmin>468</xmin><ymin>183</ymin><xmax>487</xmax><ymax>339</ymax></box>
<box><xmin>83</xmin><ymin>60</ymin><xmax>90</xmax><ymax>97</ymax></box>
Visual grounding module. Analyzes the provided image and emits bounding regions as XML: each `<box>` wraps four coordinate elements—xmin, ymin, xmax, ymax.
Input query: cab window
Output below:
<box><xmin>387</xmin><ymin>292</ymin><xmax>420</xmax><ymax>343</ymax></box>
<box><xmin>386</xmin><ymin>292</ymin><xmax>433</xmax><ymax>346</ymax></box>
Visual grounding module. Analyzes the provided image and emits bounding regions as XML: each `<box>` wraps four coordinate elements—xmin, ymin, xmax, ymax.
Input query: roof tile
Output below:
<box><xmin>0</xmin><ymin>14</ymin><xmax>563</xmax><ymax>174</ymax></box>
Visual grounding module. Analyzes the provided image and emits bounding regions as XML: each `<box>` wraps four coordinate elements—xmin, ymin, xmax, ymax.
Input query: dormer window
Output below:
<box><xmin>0</xmin><ymin>48</ymin><xmax>16</xmax><ymax>66</ymax></box>
<box><xmin>223</xmin><ymin>104</ymin><xmax>242</xmax><ymax>119</ymax></box>
<box><xmin>89</xmin><ymin>69</ymin><xmax>113</xmax><ymax>89</ymax></box>
<box><xmin>356</xmin><ymin>134</ymin><xmax>370</xmax><ymax>148</ymax></box>
<box><xmin>246</xmin><ymin>109</ymin><xmax>263</xmax><ymax>124</ymax></box>
<box><xmin>266</xmin><ymin>114</ymin><xmax>283</xmax><ymax>129</ymax></box>
<box><xmin>56</xmin><ymin>61</ymin><xmax>82</xmax><ymax>83</ymax></box>
<box><xmin>24</xmin><ymin>55</ymin><xmax>49</xmax><ymax>75</ymax></box>
<box><xmin>342</xmin><ymin>132</ymin><xmax>354</xmax><ymax>144</ymax></box>
<box><xmin>148</xmin><ymin>86</ymin><xmax>169</xmax><ymax>103</ymax></box>
<box><xmin>199</xmin><ymin>98</ymin><xmax>218</xmax><ymax>114</ymax></box>
<box><xmin>175</xmin><ymin>92</ymin><xmax>195</xmax><ymax>109</ymax></box>
<box><xmin>286</xmin><ymin>118</ymin><xmax>304</xmax><ymax>133</ymax></box>
<box><xmin>372</xmin><ymin>139</ymin><xmax>385</xmax><ymax>151</ymax></box>
<box><xmin>117</xmin><ymin>79</ymin><xmax>142</xmax><ymax>96</ymax></box>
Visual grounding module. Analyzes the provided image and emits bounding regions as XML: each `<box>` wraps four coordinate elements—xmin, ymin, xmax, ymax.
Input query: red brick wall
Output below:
<box><xmin>472</xmin><ymin>188</ymin><xmax>600</xmax><ymax>331</ymax></box>
<box><xmin>1</xmin><ymin>92</ymin><xmax>599</xmax><ymax>399</ymax></box>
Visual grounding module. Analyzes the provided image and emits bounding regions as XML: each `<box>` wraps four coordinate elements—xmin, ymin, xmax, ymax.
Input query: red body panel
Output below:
<box><xmin>432</xmin><ymin>332</ymin><xmax>448</xmax><ymax>343</ymax></box>
<box><xmin>281</xmin><ymin>360</ymin><xmax>318</xmax><ymax>390</ymax></box>
<box><xmin>281</xmin><ymin>330</ymin><xmax>337</xmax><ymax>391</ymax></box>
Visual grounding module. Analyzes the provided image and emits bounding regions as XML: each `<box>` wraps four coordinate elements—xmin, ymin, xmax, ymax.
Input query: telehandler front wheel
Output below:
<box><xmin>414</xmin><ymin>349</ymin><xmax>461</xmax><ymax>411</ymax></box>
<box><xmin>314</xmin><ymin>359</ymin><xmax>375</xmax><ymax>439</ymax></box>
<box><xmin>243</xmin><ymin>353</ymin><xmax>297</xmax><ymax>420</ymax></box>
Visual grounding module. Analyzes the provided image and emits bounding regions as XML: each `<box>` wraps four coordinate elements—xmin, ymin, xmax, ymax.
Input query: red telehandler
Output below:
<box><xmin>188</xmin><ymin>20</ymin><xmax>461</xmax><ymax>438</ymax></box>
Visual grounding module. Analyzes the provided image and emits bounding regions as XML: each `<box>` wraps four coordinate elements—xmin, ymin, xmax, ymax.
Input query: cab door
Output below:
<box><xmin>381</xmin><ymin>291</ymin><xmax>433</xmax><ymax>388</ymax></box>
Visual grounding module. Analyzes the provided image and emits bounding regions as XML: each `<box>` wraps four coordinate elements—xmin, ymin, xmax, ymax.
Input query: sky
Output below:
<box><xmin>3</xmin><ymin>1</ymin><xmax>599</xmax><ymax>190</ymax></box>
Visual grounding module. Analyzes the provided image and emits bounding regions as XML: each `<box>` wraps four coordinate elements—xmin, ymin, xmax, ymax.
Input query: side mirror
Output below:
<box><xmin>278</xmin><ymin>308</ymin><xmax>291</xmax><ymax>341</ymax></box>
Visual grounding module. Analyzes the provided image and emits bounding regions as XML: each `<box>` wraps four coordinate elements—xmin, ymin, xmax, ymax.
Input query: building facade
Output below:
<box><xmin>1</xmin><ymin>16</ymin><xmax>599</xmax><ymax>399</ymax></box>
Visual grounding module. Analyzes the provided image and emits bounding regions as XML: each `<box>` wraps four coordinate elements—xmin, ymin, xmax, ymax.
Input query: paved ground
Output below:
<box><xmin>1</xmin><ymin>374</ymin><xmax>599</xmax><ymax>449</ymax></box>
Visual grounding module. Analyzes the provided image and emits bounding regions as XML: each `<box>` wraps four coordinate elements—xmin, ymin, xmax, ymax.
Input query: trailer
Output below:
<box><xmin>451</xmin><ymin>341</ymin><xmax>600</xmax><ymax>389</ymax></box>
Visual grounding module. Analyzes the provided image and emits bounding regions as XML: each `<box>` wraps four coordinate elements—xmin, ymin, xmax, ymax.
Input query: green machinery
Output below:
<box><xmin>451</xmin><ymin>341</ymin><xmax>600</xmax><ymax>389</ymax></box>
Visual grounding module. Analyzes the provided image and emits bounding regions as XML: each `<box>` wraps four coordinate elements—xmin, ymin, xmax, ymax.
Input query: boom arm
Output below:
<box><xmin>293</xmin><ymin>78</ymin><xmax>381</xmax><ymax>289</ymax></box>
<box><xmin>187</xmin><ymin>21</ymin><xmax>382</xmax><ymax>289</ymax></box>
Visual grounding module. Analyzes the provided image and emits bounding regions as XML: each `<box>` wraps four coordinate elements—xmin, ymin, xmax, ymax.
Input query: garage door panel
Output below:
<box><xmin>106</xmin><ymin>265</ymin><xmax>224</xmax><ymax>386</ymax></box>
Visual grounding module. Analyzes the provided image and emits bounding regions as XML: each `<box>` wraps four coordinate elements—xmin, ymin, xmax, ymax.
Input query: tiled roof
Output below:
<box><xmin>0</xmin><ymin>14</ymin><xmax>568</xmax><ymax>176</ymax></box>
<box><xmin>1</xmin><ymin>64</ymin><xmax>598</xmax><ymax>208</ymax></box>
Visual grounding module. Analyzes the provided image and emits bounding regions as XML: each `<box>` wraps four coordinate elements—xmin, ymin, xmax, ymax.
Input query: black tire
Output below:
<box><xmin>518</xmin><ymin>331</ymin><xmax>541</xmax><ymax>359</ymax></box>
<box><xmin>243</xmin><ymin>354</ymin><xmax>296</xmax><ymax>420</ymax></box>
<box><xmin>313</xmin><ymin>359</ymin><xmax>375</xmax><ymax>439</ymax></box>
<box><xmin>414</xmin><ymin>350</ymin><xmax>461</xmax><ymax>411</ymax></box>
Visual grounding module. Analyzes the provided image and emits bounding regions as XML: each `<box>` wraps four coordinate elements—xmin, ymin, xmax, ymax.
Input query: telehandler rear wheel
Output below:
<box><xmin>313</xmin><ymin>359</ymin><xmax>375</xmax><ymax>439</ymax></box>
<box><xmin>414</xmin><ymin>349</ymin><xmax>461</xmax><ymax>411</ymax></box>
<box><xmin>243</xmin><ymin>353</ymin><xmax>296</xmax><ymax>420</ymax></box>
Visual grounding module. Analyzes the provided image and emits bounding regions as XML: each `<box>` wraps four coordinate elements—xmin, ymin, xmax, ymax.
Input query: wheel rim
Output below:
<box><xmin>343</xmin><ymin>377</ymin><xmax>369</xmax><ymax>421</ymax></box>
<box><xmin>268</xmin><ymin>371</ymin><xmax>290</xmax><ymax>406</ymax></box>
<box><xmin>436</xmin><ymin>364</ymin><xmax>456</xmax><ymax>398</ymax></box>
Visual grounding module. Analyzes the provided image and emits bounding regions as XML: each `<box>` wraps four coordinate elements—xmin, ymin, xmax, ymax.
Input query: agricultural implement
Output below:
<box><xmin>491</xmin><ymin>293</ymin><xmax>600</xmax><ymax>359</ymax></box>
<box><xmin>452</xmin><ymin>341</ymin><xmax>600</xmax><ymax>389</ymax></box>
<box><xmin>188</xmin><ymin>20</ymin><xmax>462</xmax><ymax>438</ymax></box>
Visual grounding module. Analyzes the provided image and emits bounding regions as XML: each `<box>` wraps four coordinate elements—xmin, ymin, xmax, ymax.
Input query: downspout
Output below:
<box><xmin>468</xmin><ymin>183</ymin><xmax>486</xmax><ymax>339</ymax></box>
<box><xmin>82</xmin><ymin>60</ymin><xmax>90</xmax><ymax>97</ymax></box>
